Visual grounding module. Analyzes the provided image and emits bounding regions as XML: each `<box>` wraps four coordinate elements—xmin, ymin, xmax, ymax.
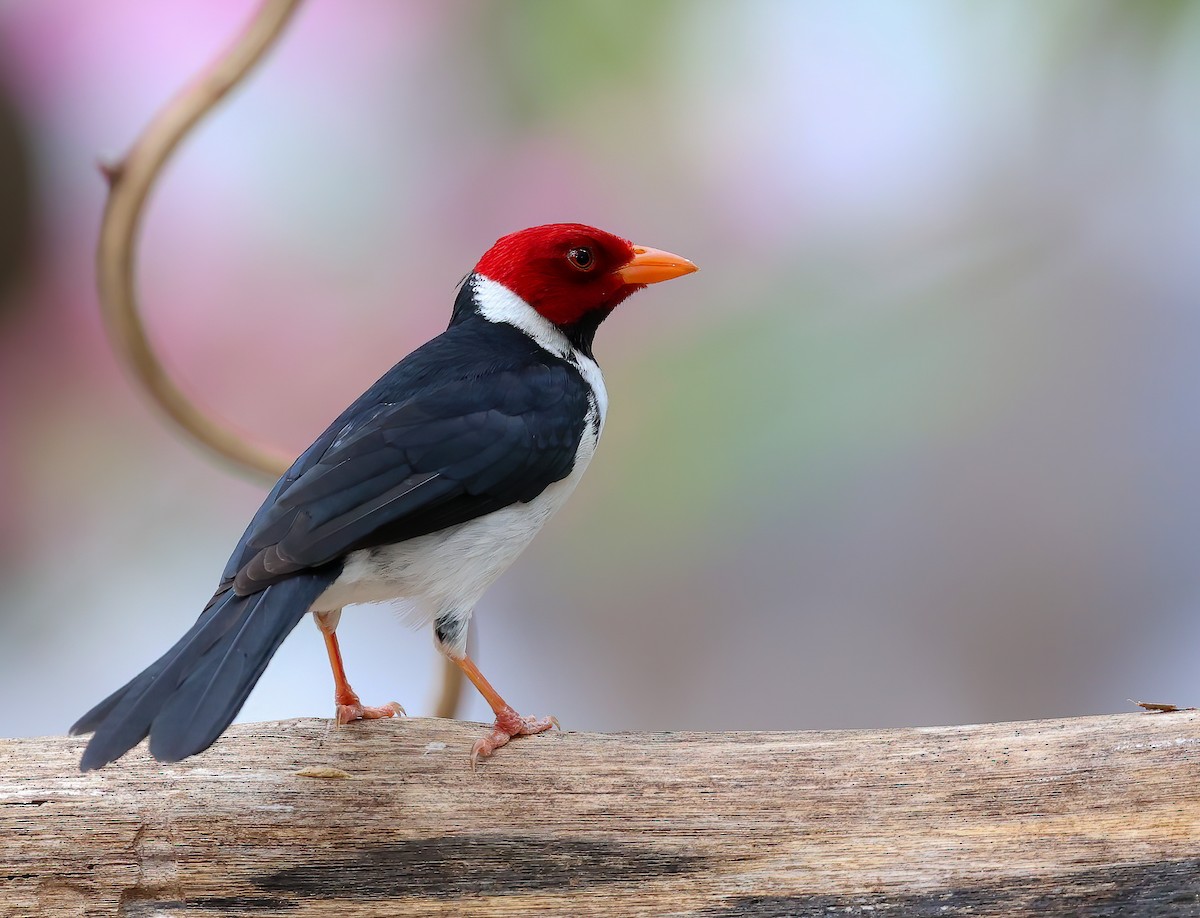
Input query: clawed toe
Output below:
<box><xmin>335</xmin><ymin>700</ymin><xmax>405</xmax><ymax>725</ymax></box>
<box><xmin>470</xmin><ymin>707</ymin><xmax>557</xmax><ymax>768</ymax></box>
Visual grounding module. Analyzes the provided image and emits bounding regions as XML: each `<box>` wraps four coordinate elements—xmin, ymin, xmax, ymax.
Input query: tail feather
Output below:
<box><xmin>73</xmin><ymin>573</ymin><xmax>330</xmax><ymax>771</ymax></box>
<box><xmin>71</xmin><ymin>590</ymin><xmax>247</xmax><ymax>738</ymax></box>
<box><xmin>149</xmin><ymin>589</ymin><xmax>307</xmax><ymax>762</ymax></box>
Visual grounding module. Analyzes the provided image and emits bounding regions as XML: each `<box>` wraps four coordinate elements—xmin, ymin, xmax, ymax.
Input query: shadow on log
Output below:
<box><xmin>2</xmin><ymin>712</ymin><xmax>1199</xmax><ymax>916</ymax></box>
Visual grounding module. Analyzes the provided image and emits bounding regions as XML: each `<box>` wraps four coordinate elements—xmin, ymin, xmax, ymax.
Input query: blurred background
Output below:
<box><xmin>1</xmin><ymin>0</ymin><xmax>1199</xmax><ymax>740</ymax></box>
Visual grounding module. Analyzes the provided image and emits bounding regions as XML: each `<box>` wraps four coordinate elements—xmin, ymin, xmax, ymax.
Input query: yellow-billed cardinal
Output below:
<box><xmin>72</xmin><ymin>224</ymin><xmax>697</xmax><ymax>769</ymax></box>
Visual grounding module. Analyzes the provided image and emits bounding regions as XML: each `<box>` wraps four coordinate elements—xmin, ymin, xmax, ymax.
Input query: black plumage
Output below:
<box><xmin>72</xmin><ymin>280</ymin><xmax>594</xmax><ymax>769</ymax></box>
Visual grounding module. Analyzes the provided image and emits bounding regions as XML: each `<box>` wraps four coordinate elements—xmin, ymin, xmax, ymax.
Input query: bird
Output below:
<box><xmin>71</xmin><ymin>223</ymin><xmax>697</xmax><ymax>770</ymax></box>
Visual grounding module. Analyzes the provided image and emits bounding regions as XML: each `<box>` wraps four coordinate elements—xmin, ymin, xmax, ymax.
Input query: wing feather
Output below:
<box><xmin>230</xmin><ymin>359</ymin><xmax>589</xmax><ymax>595</ymax></box>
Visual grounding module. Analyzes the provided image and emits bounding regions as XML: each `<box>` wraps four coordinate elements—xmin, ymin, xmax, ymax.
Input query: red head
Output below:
<box><xmin>474</xmin><ymin>223</ymin><xmax>697</xmax><ymax>328</ymax></box>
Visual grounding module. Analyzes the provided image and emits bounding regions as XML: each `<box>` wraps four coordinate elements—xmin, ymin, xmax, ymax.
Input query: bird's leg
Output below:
<box><xmin>313</xmin><ymin>610</ymin><xmax>404</xmax><ymax>725</ymax></box>
<box><xmin>454</xmin><ymin>655</ymin><xmax>558</xmax><ymax>766</ymax></box>
<box><xmin>434</xmin><ymin>613</ymin><xmax>556</xmax><ymax>765</ymax></box>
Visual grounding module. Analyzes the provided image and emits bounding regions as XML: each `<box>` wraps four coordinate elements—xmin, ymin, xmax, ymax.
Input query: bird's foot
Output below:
<box><xmin>335</xmin><ymin>693</ymin><xmax>405</xmax><ymax>726</ymax></box>
<box><xmin>471</xmin><ymin>705</ymin><xmax>558</xmax><ymax>768</ymax></box>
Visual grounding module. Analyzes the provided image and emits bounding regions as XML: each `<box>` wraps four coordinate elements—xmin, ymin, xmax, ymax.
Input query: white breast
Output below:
<box><xmin>315</xmin><ymin>429</ymin><xmax>596</xmax><ymax>620</ymax></box>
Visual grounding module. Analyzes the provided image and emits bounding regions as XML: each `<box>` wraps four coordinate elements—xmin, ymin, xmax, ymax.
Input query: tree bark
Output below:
<box><xmin>2</xmin><ymin>712</ymin><xmax>1198</xmax><ymax>916</ymax></box>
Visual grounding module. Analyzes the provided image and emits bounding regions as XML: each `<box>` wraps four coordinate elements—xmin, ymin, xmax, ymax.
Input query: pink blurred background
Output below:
<box><xmin>2</xmin><ymin>1</ymin><xmax>1199</xmax><ymax>740</ymax></box>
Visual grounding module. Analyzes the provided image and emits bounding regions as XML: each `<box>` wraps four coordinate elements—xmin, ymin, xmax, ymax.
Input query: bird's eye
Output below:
<box><xmin>567</xmin><ymin>247</ymin><xmax>595</xmax><ymax>272</ymax></box>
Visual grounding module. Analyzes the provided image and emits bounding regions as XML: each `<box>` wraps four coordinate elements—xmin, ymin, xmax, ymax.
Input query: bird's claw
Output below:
<box><xmin>335</xmin><ymin>700</ymin><xmax>405</xmax><ymax>725</ymax></box>
<box><xmin>470</xmin><ymin>707</ymin><xmax>558</xmax><ymax>769</ymax></box>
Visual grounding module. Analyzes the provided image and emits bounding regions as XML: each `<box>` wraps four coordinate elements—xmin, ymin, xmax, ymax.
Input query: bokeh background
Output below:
<box><xmin>1</xmin><ymin>0</ymin><xmax>1199</xmax><ymax>740</ymax></box>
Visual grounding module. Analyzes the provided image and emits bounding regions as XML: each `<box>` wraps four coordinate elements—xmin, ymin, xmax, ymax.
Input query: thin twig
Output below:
<box><xmin>93</xmin><ymin>0</ymin><xmax>465</xmax><ymax>719</ymax></box>
<box><xmin>1131</xmin><ymin>699</ymin><xmax>1197</xmax><ymax>713</ymax></box>
<box><xmin>96</xmin><ymin>0</ymin><xmax>303</xmax><ymax>478</ymax></box>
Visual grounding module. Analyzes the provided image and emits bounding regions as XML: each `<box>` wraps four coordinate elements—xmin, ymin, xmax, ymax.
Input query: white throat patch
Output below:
<box><xmin>471</xmin><ymin>272</ymin><xmax>608</xmax><ymax>434</ymax></box>
<box><xmin>471</xmin><ymin>275</ymin><xmax>572</xmax><ymax>359</ymax></box>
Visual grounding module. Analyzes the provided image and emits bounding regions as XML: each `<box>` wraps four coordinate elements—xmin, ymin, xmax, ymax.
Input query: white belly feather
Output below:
<box><xmin>311</xmin><ymin>418</ymin><xmax>598</xmax><ymax>623</ymax></box>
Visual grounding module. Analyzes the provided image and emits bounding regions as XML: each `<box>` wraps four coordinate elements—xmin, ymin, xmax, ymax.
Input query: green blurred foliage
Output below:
<box><xmin>475</xmin><ymin>0</ymin><xmax>679</xmax><ymax>127</ymax></box>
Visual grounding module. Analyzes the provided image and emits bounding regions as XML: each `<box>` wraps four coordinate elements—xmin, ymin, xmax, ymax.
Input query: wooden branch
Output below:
<box><xmin>3</xmin><ymin>713</ymin><xmax>1199</xmax><ymax>916</ymax></box>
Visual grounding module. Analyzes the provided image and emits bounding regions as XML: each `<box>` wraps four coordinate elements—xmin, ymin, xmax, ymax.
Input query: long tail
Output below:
<box><xmin>71</xmin><ymin>572</ymin><xmax>331</xmax><ymax>771</ymax></box>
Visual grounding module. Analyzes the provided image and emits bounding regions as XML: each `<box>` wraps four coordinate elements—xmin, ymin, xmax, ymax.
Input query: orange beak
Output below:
<box><xmin>615</xmin><ymin>245</ymin><xmax>698</xmax><ymax>286</ymax></box>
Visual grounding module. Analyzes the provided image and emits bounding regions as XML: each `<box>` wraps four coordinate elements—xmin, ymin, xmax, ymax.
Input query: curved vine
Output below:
<box><xmin>94</xmin><ymin>0</ymin><xmax>463</xmax><ymax>718</ymax></box>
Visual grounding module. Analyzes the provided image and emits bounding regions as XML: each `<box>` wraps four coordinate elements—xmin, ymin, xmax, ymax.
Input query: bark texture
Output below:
<box><xmin>2</xmin><ymin>712</ymin><xmax>1199</xmax><ymax>916</ymax></box>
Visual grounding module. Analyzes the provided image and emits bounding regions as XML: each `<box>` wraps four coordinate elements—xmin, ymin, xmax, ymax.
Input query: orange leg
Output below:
<box><xmin>455</xmin><ymin>655</ymin><xmax>557</xmax><ymax>766</ymax></box>
<box><xmin>316</xmin><ymin>611</ymin><xmax>404</xmax><ymax>725</ymax></box>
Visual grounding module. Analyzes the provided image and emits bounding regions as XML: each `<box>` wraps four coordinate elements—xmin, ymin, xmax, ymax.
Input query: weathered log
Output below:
<box><xmin>2</xmin><ymin>712</ymin><xmax>1198</xmax><ymax>916</ymax></box>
